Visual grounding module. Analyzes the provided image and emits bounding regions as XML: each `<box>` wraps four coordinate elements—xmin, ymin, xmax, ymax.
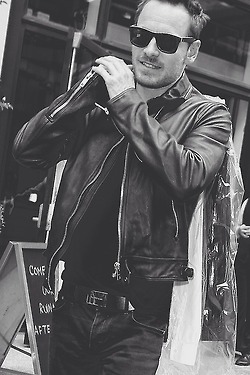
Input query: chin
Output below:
<box><xmin>137</xmin><ymin>77</ymin><xmax>166</xmax><ymax>89</ymax></box>
<box><xmin>135</xmin><ymin>70</ymin><xmax>169</xmax><ymax>89</ymax></box>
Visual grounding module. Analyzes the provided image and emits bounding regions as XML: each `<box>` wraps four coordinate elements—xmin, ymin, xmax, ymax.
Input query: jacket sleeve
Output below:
<box><xmin>13</xmin><ymin>72</ymin><xmax>108</xmax><ymax>169</ymax></box>
<box><xmin>107</xmin><ymin>88</ymin><xmax>231</xmax><ymax>200</ymax></box>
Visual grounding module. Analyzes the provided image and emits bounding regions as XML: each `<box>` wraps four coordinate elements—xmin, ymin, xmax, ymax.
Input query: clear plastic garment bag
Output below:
<box><xmin>157</xmin><ymin>139</ymin><xmax>244</xmax><ymax>375</ymax></box>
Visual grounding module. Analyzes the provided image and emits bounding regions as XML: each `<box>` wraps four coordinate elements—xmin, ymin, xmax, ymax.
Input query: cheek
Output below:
<box><xmin>162</xmin><ymin>53</ymin><xmax>186</xmax><ymax>72</ymax></box>
<box><xmin>132</xmin><ymin>46</ymin><xmax>141</xmax><ymax>61</ymax></box>
<box><xmin>161</xmin><ymin>57</ymin><xmax>177</xmax><ymax>73</ymax></box>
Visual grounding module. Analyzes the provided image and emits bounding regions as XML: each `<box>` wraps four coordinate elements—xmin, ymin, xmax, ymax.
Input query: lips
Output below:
<box><xmin>140</xmin><ymin>61</ymin><xmax>161</xmax><ymax>69</ymax></box>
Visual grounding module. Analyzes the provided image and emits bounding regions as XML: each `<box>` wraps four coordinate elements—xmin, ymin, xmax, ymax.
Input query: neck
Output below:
<box><xmin>136</xmin><ymin>85</ymin><xmax>168</xmax><ymax>102</ymax></box>
<box><xmin>136</xmin><ymin>71</ymin><xmax>185</xmax><ymax>102</ymax></box>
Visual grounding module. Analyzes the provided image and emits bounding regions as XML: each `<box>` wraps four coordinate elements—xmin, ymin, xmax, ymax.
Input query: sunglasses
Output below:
<box><xmin>129</xmin><ymin>25</ymin><xmax>196</xmax><ymax>54</ymax></box>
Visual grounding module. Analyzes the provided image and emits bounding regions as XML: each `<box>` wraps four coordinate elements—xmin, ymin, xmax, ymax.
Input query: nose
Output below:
<box><xmin>143</xmin><ymin>37</ymin><xmax>160</xmax><ymax>57</ymax></box>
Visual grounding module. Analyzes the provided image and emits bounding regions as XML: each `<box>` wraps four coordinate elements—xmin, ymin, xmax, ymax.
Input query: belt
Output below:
<box><xmin>61</xmin><ymin>284</ymin><xmax>134</xmax><ymax>312</ymax></box>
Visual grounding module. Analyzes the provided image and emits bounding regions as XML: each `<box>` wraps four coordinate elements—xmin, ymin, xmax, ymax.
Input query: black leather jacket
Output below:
<box><xmin>13</xmin><ymin>71</ymin><xmax>231</xmax><ymax>290</ymax></box>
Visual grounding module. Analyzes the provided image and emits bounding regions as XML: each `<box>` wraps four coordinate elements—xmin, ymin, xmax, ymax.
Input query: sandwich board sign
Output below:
<box><xmin>0</xmin><ymin>241</ymin><xmax>54</xmax><ymax>375</ymax></box>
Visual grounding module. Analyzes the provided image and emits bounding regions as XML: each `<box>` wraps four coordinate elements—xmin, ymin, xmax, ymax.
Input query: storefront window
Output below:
<box><xmin>27</xmin><ymin>0</ymin><xmax>90</xmax><ymax>30</ymax></box>
<box><xmin>108</xmin><ymin>0</ymin><xmax>250</xmax><ymax>67</ymax></box>
<box><xmin>199</xmin><ymin>0</ymin><xmax>249</xmax><ymax>67</ymax></box>
<box><xmin>109</xmin><ymin>0</ymin><xmax>136</xmax><ymax>28</ymax></box>
<box><xmin>0</xmin><ymin>28</ymin><xmax>67</xmax><ymax>255</ymax></box>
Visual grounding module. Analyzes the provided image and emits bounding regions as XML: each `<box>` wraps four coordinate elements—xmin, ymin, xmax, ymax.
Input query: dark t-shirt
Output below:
<box><xmin>62</xmin><ymin>150</ymin><xmax>125</xmax><ymax>295</ymax></box>
<box><xmin>62</xmin><ymin>152</ymin><xmax>173</xmax><ymax>315</ymax></box>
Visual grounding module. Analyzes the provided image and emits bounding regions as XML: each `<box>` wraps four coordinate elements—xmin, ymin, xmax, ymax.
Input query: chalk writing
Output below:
<box><xmin>27</xmin><ymin>261</ymin><xmax>54</xmax><ymax>334</ymax></box>
<box><xmin>41</xmin><ymin>285</ymin><xmax>54</xmax><ymax>296</ymax></box>
<box><xmin>28</xmin><ymin>264</ymin><xmax>46</xmax><ymax>276</ymax></box>
<box><xmin>39</xmin><ymin>302</ymin><xmax>54</xmax><ymax>314</ymax></box>
<box><xmin>34</xmin><ymin>324</ymin><xmax>51</xmax><ymax>335</ymax></box>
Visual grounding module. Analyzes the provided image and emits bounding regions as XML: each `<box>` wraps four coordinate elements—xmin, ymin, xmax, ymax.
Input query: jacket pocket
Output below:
<box><xmin>131</xmin><ymin>311</ymin><xmax>167</xmax><ymax>336</ymax></box>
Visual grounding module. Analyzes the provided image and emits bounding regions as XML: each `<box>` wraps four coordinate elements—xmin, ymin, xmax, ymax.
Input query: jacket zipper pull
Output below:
<box><xmin>112</xmin><ymin>261</ymin><xmax>121</xmax><ymax>280</ymax></box>
<box><xmin>95</xmin><ymin>102</ymin><xmax>109</xmax><ymax>115</ymax></box>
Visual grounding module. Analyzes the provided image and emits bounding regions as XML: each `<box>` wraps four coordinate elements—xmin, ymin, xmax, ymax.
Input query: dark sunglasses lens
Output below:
<box><xmin>130</xmin><ymin>27</ymin><xmax>181</xmax><ymax>54</ymax></box>
<box><xmin>130</xmin><ymin>27</ymin><xmax>151</xmax><ymax>48</ymax></box>
<box><xmin>157</xmin><ymin>34</ymin><xmax>179</xmax><ymax>53</ymax></box>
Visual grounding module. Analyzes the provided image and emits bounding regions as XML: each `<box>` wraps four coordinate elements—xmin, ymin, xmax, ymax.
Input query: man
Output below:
<box><xmin>13</xmin><ymin>0</ymin><xmax>232</xmax><ymax>374</ymax></box>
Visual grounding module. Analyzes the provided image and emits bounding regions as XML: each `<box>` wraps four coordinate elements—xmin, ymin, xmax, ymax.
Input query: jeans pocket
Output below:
<box><xmin>131</xmin><ymin>310</ymin><xmax>166</xmax><ymax>336</ymax></box>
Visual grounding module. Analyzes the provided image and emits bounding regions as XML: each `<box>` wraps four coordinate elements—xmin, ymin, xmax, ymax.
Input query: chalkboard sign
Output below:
<box><xmin>15</xmin><ymin>242</ymin><xmax>53</xmax><ymax>375</ymax></box>
<box><xmin>0</xmin><ymin>242</ymin><xmax>25</xmax><ymax>369</ymax></box>
<box><xmin>0</xmin><ymin>242</ymin><xmax>53</xmax><ymax>375</ymax></box>
<box><xmin>15</xmin><ymin>243</ymin><xmax>54</xmax><ymax>375</ymax></box>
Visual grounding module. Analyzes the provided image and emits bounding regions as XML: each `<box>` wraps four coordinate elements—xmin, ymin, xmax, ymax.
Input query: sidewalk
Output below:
<box><xmin>0</xmin><ymin>332</ymin><xmax>33</xmax><ymax>375</ymax></box>
<box><xmin>1</xmin><ymin>332</ymin><xmax>250</xmax><ymax>375</ymax></box>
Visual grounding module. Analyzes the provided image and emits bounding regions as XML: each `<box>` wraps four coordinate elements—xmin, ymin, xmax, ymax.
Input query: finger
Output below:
<box><xmin>92</xmin><ymin>64</ymin><xmax>111</xmax><ymax>80</ymax></box>
<box><xmin>96</xmin><ymin>56</ymin><xmax>124</xmax><ymax>66</ymax></box>
<box><xmin>94</xmin><ymin>61</ymin><xmax>118</xmax><ymax>77</ymax></box>
<box><xmin>95</xmin><ymin>56</ymin><xmax>130</xmax><ymax>75</ymax></box>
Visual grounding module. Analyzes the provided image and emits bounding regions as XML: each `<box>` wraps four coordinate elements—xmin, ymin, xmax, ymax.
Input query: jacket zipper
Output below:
<box><xmin>112</xmin><ymin>157</ymin><xmax>180</xmax><ymax>281</ymax></box>
<box><xmin>171</xmin><ymin>200</ymin><xmax>179</xmax><ymax>238</ymax></box>
<box><xmin>47</xmin><ymin>136</ymin><xmax>125</xmax><ymax>290</ymax></box>
<box><xmin>112</xmin><ymin>108</ymin><xmax>169</xmax><ymax>280</ymax></box>
<box><xmin>47</xmin><ymin>70</ymin><xmax>97</xmax><ymax>121</ymax></box>
<box><xmin>112</xmin><ymin>143</ymin><xmax>130</xmax><ymax>280</ymax></box>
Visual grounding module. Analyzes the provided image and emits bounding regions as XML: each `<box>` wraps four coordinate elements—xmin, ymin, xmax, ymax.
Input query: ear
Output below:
<box><xmin>185</xmin><ymin>40</ymin><xmax>201</xmax><ymax>64</ymax></box>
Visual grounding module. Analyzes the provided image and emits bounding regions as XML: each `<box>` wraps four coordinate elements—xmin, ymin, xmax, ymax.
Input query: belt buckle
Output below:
<box><xmin>86</xmin><ymin>290</ymin><xmax>108</xmax><ymax>308</ymax></box>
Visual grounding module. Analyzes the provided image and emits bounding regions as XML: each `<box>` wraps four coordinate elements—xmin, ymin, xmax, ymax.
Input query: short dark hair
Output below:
<box><xmin>134</xmin><ymin>0</ymin><xmax>210</xmax><ymax>39</ymax></box>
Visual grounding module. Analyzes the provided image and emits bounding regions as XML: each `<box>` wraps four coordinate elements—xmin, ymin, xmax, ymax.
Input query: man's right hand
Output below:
<box><xmin>92</xmin><ymin>56</ymin><xmax>135</xmax><ymax>100</ymax></box>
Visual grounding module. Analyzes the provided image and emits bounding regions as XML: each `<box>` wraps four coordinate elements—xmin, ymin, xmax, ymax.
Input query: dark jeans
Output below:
<box><xmin>49</xmin><ymin>294</ymin><xmax>168</xmax><ymax>375</ymax></box>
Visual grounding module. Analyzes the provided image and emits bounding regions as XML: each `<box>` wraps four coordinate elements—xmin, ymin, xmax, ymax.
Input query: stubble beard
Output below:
<box><xmin>135</xmin><ymin>69</ymin><xmax>173</xmax><ymax>89</ymax></box>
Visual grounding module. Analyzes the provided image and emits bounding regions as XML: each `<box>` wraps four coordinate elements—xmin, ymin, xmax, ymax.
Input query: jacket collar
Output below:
<box><xmin>147</xmin><ymin>72</ymin><xmax>192</xmax><ymax>116</ymax></box>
